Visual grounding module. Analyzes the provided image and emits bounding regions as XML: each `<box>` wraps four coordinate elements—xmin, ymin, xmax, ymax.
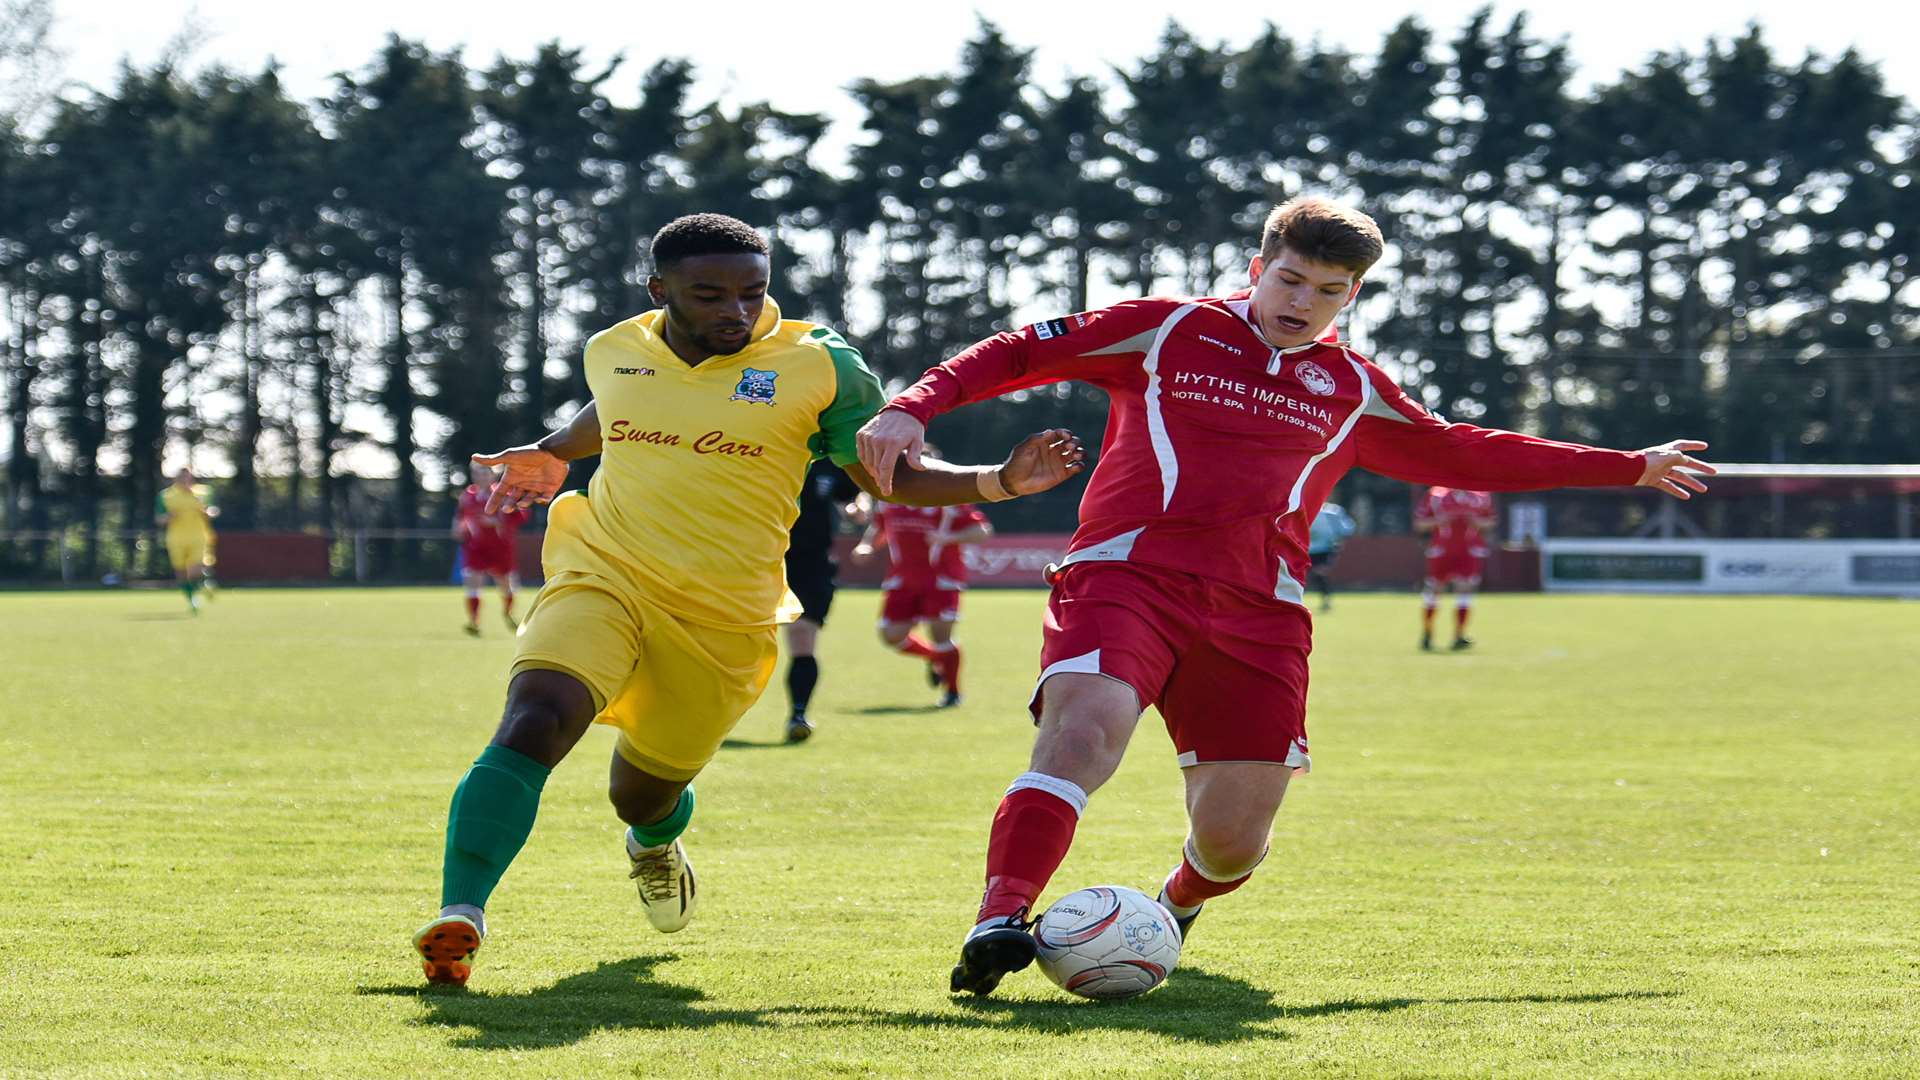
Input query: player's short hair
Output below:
<box><xmin>1260</xmin><ymin>197</ymin><xmax>1384</xmax><ymax>279</ymax></box>
<box><xmin>649</xmin><ymin>213</ymin><xmax>770</xmax><ymax>271</ymax></box>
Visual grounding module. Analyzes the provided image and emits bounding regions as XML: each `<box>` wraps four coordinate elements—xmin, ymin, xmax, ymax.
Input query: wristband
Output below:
<box><xmin>977</xmin><ymin>467</ymin><xmax>1015</xmax><ymax>502</ymax></box>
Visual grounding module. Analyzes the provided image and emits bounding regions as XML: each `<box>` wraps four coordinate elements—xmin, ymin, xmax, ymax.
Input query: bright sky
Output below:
<box><xmin>53</xmin><ymin>0</ymin><xmax>1920</xmax><ymax>151</ymax></box>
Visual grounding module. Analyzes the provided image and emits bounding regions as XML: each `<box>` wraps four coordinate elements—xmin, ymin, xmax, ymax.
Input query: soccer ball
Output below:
<box><xmin>1032</xmin><ymin>885</ymin><xmax>1182</xmax><ymax>1000</ymax></box>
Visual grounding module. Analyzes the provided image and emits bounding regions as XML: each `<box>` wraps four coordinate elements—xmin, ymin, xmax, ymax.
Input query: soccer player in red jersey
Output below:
<box><xmin>1414</xmin><ymin>486</ymin><xmax>1497</xmax><ymax>650</ymax></box>
<box><xmin>856</xmin><ymin>196</ymin><xmax>1716</xmax><ymax>997</ymax></box>
<box><xmin>454</xmin><ymin>466</ymin><xmax>529</xmax><ymax>636</ymax></box>
<box><xmin>855</xmin><ymin>494</ymin><xmax>993</xmax><ymax>708</ymax></box>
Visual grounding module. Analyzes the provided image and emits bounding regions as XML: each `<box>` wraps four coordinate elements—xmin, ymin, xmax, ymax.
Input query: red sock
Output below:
<box><xmin>897</xmin><ymin>633</ymin><xmax>939</xmax><ymax>661</ymax></box>
<box><xmin>502</xmin><ymin>590</ymin><xmax>515</xmax><ymax>617</ymax></box>
<box><xmin>1454</xmin><ymin>605</ymin><xmax>1471</xmax><ymax>635</ymax></box>
<box><xmin>1421</xmin><ymin>605</ymin><xmax>1436</xmax><ymax>633</ymax></box>
<box><xmin>464</xmin><ymin>595</ymin><xmax>480</xmax><ymax>623</ymax></box>
<box><xmin>978</xmin><ymin>780</ymin><xmax>1083</xmax><ymax>923</ymax></box>
<box><xmin>935</xmin><ymin>644</ymin><xmax>962</xmax><ymax>693</ymax></box>
<box><xmin>1163</xmin><ymin>852</ymin><xmax>1254</xmax><ymax>909</ymax></box>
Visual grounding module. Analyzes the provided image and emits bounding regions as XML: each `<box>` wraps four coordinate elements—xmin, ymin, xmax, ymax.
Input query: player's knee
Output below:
<box><xmin>1033</xmin><ymin>713</ymin><xmax>1128</xmax><ymax>779</ymax></box>
<box><xmin>494</xmin><ymin>678</ymin><xmax>595</xmax><ymax>767</ymax></box>
<box><xmin>608</xmin><ymin>768</ymin><xmax>684</xmax><ymax>824</ymax></box>
<box><xmin>1187</xmin><ymin>825</ymin><xmax>1268</xmax><ymax>881</ymax></box>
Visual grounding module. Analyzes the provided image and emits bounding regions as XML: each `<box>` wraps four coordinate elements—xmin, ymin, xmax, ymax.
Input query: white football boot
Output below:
<box><xmin>627</xmin><ymin>834</ymin><xmax>697</xmax><ymax>933</ymax></box>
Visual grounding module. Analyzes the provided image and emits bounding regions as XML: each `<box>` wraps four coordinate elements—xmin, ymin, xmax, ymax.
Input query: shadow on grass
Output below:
<box><xmin>718</xmin><ymin>737</ymin><xmax>798</xmax><ymax>750</ymax></box>
<box><xmin>1279</xmin><ymin>988</ymin><xmax>1678</xmax><ymax>1020</ymax></box>
<box><xmin>848</xmin><ymin>704</ymin><xmax>946</xmax><ymax>716</ymax></box>
<box><xmin>123</xmin><ymin>611</ymin><xmax>196</xmax><ymax>621</ymax></box>
<box><xmin>359</xmin><ymin>958</ymin><xmax>1676</xmax><ymax>1051</ymax></box>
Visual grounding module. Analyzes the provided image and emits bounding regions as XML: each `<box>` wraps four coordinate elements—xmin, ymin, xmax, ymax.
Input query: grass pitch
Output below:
<box><xmin>1</xmin><ymin>586</ymin><xmax>1915</xmax><ymax>1077</ymax></box>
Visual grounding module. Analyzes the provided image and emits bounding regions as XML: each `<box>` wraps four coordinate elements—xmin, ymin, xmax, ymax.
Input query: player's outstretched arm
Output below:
<box><xmin>1635</xmin><ymin>439</ymin><xmax>1716</xmax><ymax>500</ymax></box>
<box><xmin>855</xmin><ymin>409</ymin><xmax>929</xmax><ymax>496</ymax></box>
<box><xmin>847</xmin><ymin>427</ymin><xmax>1087</xmax><ymax>507</ymax></box>
<box><xmin>473</xmin><ymin>400</ymin><xmax>600</xmax><ymax>513</ymax></box>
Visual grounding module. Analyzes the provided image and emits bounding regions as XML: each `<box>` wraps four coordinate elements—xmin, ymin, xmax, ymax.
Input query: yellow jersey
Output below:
<box><xmin>545</xmin><ymin>298</ymin><xmax>884</xmax><ymax>630</ymax></box>
<box><xmin>157</xmin><ymin>484</ymin><xmax>214</xmax><ymax>540</ymax></box>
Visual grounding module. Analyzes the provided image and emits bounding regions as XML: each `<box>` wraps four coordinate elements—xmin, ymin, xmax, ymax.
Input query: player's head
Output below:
<box><xmin>1247</xmin><ymin>196</ymin><xmax>1383</xmax><ymax>349</ymax></box>
<box><xmin>646</xmin><ymin>213</ymin><xmax>771</xmax><ymax>358</ymax></box>
<box><xmin>174</xmin><ymin>468</ymin><xmax>195</xmax><ymax>487</ymax></box>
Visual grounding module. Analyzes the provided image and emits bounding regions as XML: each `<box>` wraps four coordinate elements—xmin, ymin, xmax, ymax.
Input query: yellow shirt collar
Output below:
<box><xmin>634</xmin><ymin>298</ymin><xmax>783</xmax><ymax>357</ymax></box>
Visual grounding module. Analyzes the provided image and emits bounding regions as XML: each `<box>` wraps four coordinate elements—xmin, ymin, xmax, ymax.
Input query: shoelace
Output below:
<box><xmin>629</xmin><ymin>845</ymin><xmax>680</xmax><ymax>903</ymax></box>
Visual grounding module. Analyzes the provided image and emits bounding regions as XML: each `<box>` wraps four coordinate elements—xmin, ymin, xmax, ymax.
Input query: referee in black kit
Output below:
<box><xmin>781</xmin><ymin>458</ymin><xmax>866</xmax><ymax>742</ymax></box>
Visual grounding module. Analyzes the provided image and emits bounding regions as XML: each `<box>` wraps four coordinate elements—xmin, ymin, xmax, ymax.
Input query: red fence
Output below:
<box><xmin>153</xmin><ymin>530</ymin><xmax>1542</xmax><ymax>591</ymax></box>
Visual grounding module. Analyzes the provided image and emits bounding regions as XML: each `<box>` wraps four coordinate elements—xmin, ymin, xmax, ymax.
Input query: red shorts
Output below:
<box><xmin>1424</xmin><ymin>550</ymin><xmax>1485</xmax><ymax>584</ymax></box>
<box><xmin>1032</xmin><ymin>562</ymin><xmax>1313</xmax><ymax>770</ymax></box>
<box><xmin>880</xmin><ymin>581</ymin><xmax>961</xmax><ymax>624</ymax></box>
<box><xmin>463</xmin><ymin>543</ymin><xmax>517</xmax><ymax>578</ymax></box>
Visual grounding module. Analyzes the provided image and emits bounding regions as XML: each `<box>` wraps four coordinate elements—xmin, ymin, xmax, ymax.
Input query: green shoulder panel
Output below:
<box><xmin>804</xmin><ymin>325</ymin><xmax>885</xmax><ymax>466</ymax></box>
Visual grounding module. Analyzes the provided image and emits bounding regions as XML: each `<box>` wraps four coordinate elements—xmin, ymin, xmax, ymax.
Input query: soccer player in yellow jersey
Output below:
<box><xmin>413</xmin><ymin>214</ymin><xmax>1089</xmax><ymax>986</ymax></box>
<box><xmin>155</xmin><ymin>469</ymin><xmax>216</xmax><ymax>612</ymax></box>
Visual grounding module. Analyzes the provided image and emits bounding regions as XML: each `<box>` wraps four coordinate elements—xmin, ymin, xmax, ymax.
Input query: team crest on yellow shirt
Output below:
<box><xmin>730</xmin><ymin>368</ymin><xmax>778</xmax><ymax>405</ymax></box>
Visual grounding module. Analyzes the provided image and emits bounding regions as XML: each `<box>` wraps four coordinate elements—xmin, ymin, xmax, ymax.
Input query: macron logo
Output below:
<box><xmin>613</xmin><ymin>366</ymin><xmax>657</xmax><ymax>376</ymax></box>
<box><xmin>1197</xmin><ymin>334</ymin><xmax>1244</xmax><ymax>356</ymax></box>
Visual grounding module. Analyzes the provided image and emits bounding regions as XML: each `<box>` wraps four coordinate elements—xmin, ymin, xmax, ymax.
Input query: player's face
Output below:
<box><xmin>649</xmin><ymin>254</ymin><xmax>771</xmax><ymax>361</ymax></box>
<box><xmin>1247</xmin><ymin>249</ymin><xmax>1360</xmax><ymax>348</ymax></box>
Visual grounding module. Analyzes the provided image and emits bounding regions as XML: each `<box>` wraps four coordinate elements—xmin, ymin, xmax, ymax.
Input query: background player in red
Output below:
<box><xmin>1414</xmin><ymin>486</ymin><xmax>1496</xmax><ymax>650</ymax></box>
<box><xmin>454</xmin><ymin>466</ymin><xmax>529</xmax><ymax>636</ymax></box>
<box><xmin>854</xmin><ymin>474</ymin><xmax>993</xmax><ymax>708</ymax></box>
<box><xmin>857</xmin><ymin>195</ymin><xmax>1716</xmax><ymax>997</ymax></box>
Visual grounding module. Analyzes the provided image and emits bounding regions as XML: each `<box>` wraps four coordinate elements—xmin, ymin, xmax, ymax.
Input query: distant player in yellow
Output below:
<box><xmin>155</xmin><ymin>469</ymin><xmax>216</xmax><ymax>612</ymax></box>
<box><xmin>413</xmin><ymin>213</ymin><xmax>1089</xmax><ymax>986</ymax></box>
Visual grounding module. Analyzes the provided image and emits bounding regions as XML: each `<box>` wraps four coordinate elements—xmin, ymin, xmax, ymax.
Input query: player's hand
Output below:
<box><xmin>1636</xmin><ymin>439</ymin><xmax>1716</xmax><ymax>500</ymax></box>
<box><xmin>1000</xmin><ymin>428</ymin><xmax>1089</xmax><ymax>497</ymax></box>
<box><xmin>855</xmin><ymin>410</ymin><xmax>927</xmax><ymax>496</ymax></box>
<box><xmin>471</xmin><ymin>448</ymin><xmax>569</xmax><ymax>513</ymax></box>
<box><xmin>850</xmin><ymin>543</ymin><xmax>876</xmax><ymax>564</ymax></box>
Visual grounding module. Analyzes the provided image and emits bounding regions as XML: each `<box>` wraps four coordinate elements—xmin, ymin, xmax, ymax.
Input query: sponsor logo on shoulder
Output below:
<box><xmin>1196</xmin><ymin>333</ymin><xmax>1244</xmax><ymax>356</ymax></box>
<box><xmin>1032</xmin><ymin>317</ymin><xmax>1073</xmax><ymax>341</ymax></box>
<box><xmin>1294</xmin><ymin>360</ymin><xmax>1336</xmax><ymax>396</ymax></box>
<box><xmin>730</xmin><ymin>367</ymin><xmax>778</xmax><ymax>405</ymax></box>
<box><xmin>613</xmin><ymin>366</ymin><xmax>656</xmax><ymax>376</ymax></box>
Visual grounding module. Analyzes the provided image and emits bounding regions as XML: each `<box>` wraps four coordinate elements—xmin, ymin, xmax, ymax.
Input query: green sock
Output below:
<box><xmin>181</xmin><ymin>582</ymin><xmax>195</xmax><ymax>603</ymax></box>
<box><xmin>628</xmin><ymin>787</ymin><xmax>695</xmax><ymax>849</ymax></box>
<box><xmin>440</xmin><ymin>745</ymin><xmax>551</xmax><ymax>910</ymax></box>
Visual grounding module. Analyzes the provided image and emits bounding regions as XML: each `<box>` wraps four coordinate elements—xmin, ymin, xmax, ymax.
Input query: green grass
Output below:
<box><xmin>1</xmin><ymin>586</ymin><xmax>1916</xmax><ymax>1077</ymax></box>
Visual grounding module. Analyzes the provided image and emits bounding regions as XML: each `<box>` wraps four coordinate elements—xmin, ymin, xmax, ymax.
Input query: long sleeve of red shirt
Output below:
<box><xmin>883</xmin><ymin>292</ymin><xmax>1648</xmax><ymax>605</ymax></box>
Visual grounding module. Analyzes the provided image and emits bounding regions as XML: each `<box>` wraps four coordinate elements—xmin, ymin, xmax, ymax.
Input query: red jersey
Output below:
<box><xmin>1415</xmin><ymin>487</ymin><xmax>1494</xmax><ymax>560</ymax></box>
<box><xmin>874</xmin><ymin>503</ymin><xmax>990</xmax><ymax>590</ymax></box>
<box><xmin>887</xmin><ymin>292</ymin><xmax>1643</xmax><ymax>618</ymax></box>
<box><xmin>456</xmin><ymin>486</ymin><xmax>528</xmax><ymax>558</ymax></box>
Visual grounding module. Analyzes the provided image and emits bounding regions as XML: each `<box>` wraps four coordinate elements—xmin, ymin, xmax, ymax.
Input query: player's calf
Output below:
<box><xmin>1157</xmin><ymin>839</ymin><xmax>1263</xmax><ymax>945</ymax></box>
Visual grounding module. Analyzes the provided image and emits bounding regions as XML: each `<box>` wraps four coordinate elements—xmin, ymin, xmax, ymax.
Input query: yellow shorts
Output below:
<box><xmin>510</xmin><ymin>572</ymin><xmax>778</xmax><ymax>782</ymax></box>
<box><xmin>166</xmin><ymin>533</ymin><xmax>213</xmax><ymax>573</ymax></box>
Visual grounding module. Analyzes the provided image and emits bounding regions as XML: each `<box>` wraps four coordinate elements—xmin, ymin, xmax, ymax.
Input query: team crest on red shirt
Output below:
<box><xmin>1294</xmin><ymin>360</ymin><xmax>1336</xmax><ymax>396</ymax></box>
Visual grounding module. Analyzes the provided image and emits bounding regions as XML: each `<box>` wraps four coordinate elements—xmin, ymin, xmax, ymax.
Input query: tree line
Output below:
<box><xmin>0</xmin><ymin>9</ymin><xmax>1914</xmax><ymax>576</ymax></box>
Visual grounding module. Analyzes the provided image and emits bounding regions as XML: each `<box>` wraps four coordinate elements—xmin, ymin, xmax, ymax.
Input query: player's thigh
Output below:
<box><xmin>1029</xmin><ymin>564</ymin><xmax>1190</xmax><ymax>723</ymax></box>
<box><xmin>784</xmin><ymin>617</ymin><xmax>821</xmax><ymax>654</ymax></box>
<box><xmin>604</xmin><ymin>605</ymin><xmax>778</xmax><ymax>783</ymax></box>
<box><xmin>510</xmin><ymin>575</ymin><xmax>642</xmax><ymax>714</ymax></box>
<box><xmin>878</xmin><ymin>585</ymin><xmax>927</xmax><ymax>627</ymax></box>
<box><xmin>167</xmin><ymin>535</ymin><xmax>202</xmax><ymax>573</ymax></box>
<box><xmin>1159</xmin><ymin>624</ymin><xmax>1311</xmax><ymax>772</ymax></box>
